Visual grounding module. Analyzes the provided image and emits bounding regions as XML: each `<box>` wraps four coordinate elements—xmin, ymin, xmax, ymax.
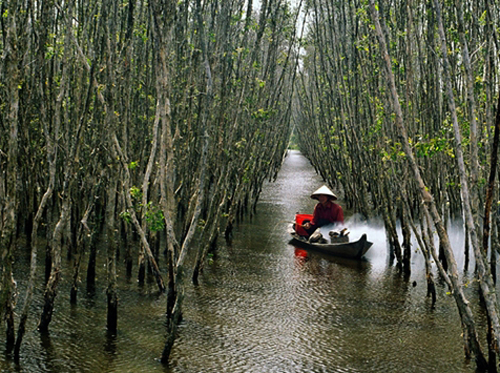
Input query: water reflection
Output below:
<box><xmin>293</xmin><ymin>247</ymin><xmax>308</xmax><ymax>263</ymax></box>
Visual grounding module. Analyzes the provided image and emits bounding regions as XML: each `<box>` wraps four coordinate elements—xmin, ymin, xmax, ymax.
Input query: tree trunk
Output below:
<box><xmin>38</xmin><ymin>201</ymin><xmax>70</xmax><ymax>332</ymax></box>
<box><xmin>1</xmin><ymin>0</ymin><xmax>21</xmax><ymax>352</ymax></box>
<box><xmin>161</xmin><ymin>0</ymin><xmax>211</xmax><ymax>362</ymax></box>
<box><xmin>401</xmin><ymin>199</ymin><xmax>412</xmax><ymax>274</ymax></box>
<box><xmin>481</xmin><ymin>63</ymin><xmax>500</xmax><ymax>373</ymax></box>
<box><xmin>455</xmin><ymin>0</ymin><xmax>480</xmax><ymax>225</ymax></box>
<box><xmin>105</xmin><ymin>178</ymin><xmax>118</xmax><ymax>334</ymax></box>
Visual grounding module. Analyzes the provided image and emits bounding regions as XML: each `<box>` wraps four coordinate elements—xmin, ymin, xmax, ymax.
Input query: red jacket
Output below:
<box><xmin>311</xmin><ymin>201</ymin><xmax>344</xmax><ymax>226</ymax></box>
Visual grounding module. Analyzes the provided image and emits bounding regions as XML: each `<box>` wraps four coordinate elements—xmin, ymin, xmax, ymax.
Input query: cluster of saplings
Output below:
<box><xmin>0</xmin><ymin>0</ymin><xmax>299</xmax><ymax>365</ymax></box>
<box><xmin>295</xmin><ymin>0</ymin><xmax>500</xmax><ymax>371</ymax></box>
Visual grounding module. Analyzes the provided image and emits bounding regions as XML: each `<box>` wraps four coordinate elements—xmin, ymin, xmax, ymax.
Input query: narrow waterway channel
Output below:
<box><xmin>172</xmin><ymin>150</ymin><xmax>481</xmax><ymax>373</ymax></box>
<box><xmin>0</xmin><ymin>150</ymin><xmax>484</xmax><ymax>373</ymax></box>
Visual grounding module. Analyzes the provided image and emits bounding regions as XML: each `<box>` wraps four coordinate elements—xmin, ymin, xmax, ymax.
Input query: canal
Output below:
<box><xmin>1</xmin><ymin>150</ymin><xmax>483</xmax><ymax>372</ymax></box>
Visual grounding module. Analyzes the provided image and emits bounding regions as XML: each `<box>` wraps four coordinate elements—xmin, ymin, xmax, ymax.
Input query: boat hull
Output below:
<box><xmin>289</xmin><ymin>233</ymin><xmax>373</xmax><ymax>260</ymax></box>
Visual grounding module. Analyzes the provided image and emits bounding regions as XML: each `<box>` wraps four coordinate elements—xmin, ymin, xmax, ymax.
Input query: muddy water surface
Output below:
<box><xmin>1</xmin><ymin>150</ymin><xmax>482</xmax><ymax>373</ymax></box>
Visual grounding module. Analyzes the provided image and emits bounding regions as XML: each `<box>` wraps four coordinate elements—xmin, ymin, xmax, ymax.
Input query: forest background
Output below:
<box><xmin>2</xmin><ymin>0</ymin><xmax>500</xmax><ymax>370</ymax></box>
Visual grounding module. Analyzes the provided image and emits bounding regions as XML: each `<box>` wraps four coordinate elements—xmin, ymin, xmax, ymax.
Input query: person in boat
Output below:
<box><xmin>302</xmin><ymin>185</ymin><xmax>344</xmax><ymax>236</ymax></box>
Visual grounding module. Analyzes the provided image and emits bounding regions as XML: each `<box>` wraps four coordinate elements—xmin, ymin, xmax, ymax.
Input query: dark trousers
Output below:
<box><xmin>303</xmin><ymin>218</ymin><xmax>331</xmax><ymax>236</ymax></box>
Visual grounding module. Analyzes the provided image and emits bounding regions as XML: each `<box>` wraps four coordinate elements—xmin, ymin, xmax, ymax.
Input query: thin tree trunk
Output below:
<box><xmin>86</xmin><ymin>231</ymin><xmax>98</xmax><ymax>294</ymax></box>
<box><xmin>161</xmin><ymin>0</ymin><xmax>211</xmax><ymax>362</ymax></box>
<box><xmin>464</xmin><ymin>225</ymin><xmax>470</xmax><ymax>272</ymax></box>
<box><xmin>138</xmin><ymin>97</ymin><xmax>161</xmax><ymax>285</ymax></box>
<box><xmin>401</xmin><ymin>199</ymin><xmax>412</xmax><ymax>274</ymax></box>
<box><xmin>105</xmin><ymin>177</ymin><xmax>118</xmax><ymax>334</ymax></box>
<box><xmin>482</xmin><ymin>80</ymin><xmax>500</xmax><ymax>275</ymax></box>
<box><xmin>403</xmin><ymin>192</ymin><xmax>436</xmax><ymax>307</ymax></box>
<box><xmin>481</xmin><ymin>66</ymin><xmax>500</xmax><ymax>373</ymax></box>
<box><xmin>38</xmin><ymin>201</ymin><xmax>70</xmax><ymax>332</ymax></box>
<box><xmin>1</xmin><ymin>0</ymin><xmax>21</xmax><ymax>352</ymax></box>
<box><xmin>456</xmin><ymin>0</ymin><xmax>479</xmax><ymax>223</ymax></box>
<box><xmin>71</xmin><ymin>197</ymin><xmax>94</xmax><ymax>305</ymax></box>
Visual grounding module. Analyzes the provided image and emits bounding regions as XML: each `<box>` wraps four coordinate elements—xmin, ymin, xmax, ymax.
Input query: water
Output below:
<box><xmin>0</xmin><ymin>150</ymin><xmax>485</xmax><ymax>372</ymax></box>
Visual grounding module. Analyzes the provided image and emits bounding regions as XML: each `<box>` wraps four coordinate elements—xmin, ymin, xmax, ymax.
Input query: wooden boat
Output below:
<box><xmin>288</xmin><ymin>232</ymin><xmax>373</xmax><ymax>260</ymax></box>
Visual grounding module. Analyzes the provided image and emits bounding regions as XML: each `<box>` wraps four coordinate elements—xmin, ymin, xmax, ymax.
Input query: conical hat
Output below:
<box><xmin>310</xmin><ymin>185</ymin><xmax>337</xmax><ymax>201</ymax></box>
